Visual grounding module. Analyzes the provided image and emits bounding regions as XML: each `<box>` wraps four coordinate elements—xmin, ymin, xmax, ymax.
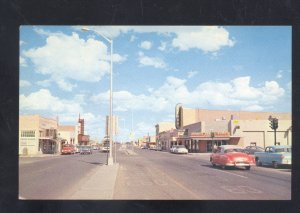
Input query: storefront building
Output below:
<box><xmin>156</xmin><ymin>105</ymin><xmax>292</xmax><ymax>153</ymax></box>
<box><xmin>19</xmin><ymin>115</ymin><xmax>59</xmax><ymax>155</ymax></box>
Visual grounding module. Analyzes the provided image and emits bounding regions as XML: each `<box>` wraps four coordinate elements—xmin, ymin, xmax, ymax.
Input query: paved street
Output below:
<box><xmin>19</xmin><ymin>145</ymin><xmax>291</xmax><ymax>200</ymax></box>
<box><xmin>114</xmin><ymin>146</ymin><xmax>291</xmax><ymax>200</ymax></box>
<box><xmin>19</xmin><ymin>151</ymin><xmax>108</xmax><ymax>199</ymax></box>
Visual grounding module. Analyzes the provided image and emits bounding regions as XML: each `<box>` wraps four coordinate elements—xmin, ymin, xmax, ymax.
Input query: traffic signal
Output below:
<box><xmin>273</xmin><ymin>118</ymin><xmax>278</xmax><ymax>130</ymax></box>
<box><xmin>269</xmin><ymin>118</ymin><xmax>279</xmax><ymax>130</ymax></box>
<box><xmin>269</xmin><ymin>119</ymin><xmax>274</xmax><ymax>129</ymax></box>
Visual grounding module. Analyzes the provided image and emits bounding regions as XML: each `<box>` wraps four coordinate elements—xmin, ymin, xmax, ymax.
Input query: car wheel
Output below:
<box><xmin>273</xmin><ymin>161</ymin><xmax>279</xmax><ymax>169</ymax></box>
<box><xmin>245</xmin><ymin>166</ymin><xmax>251</xmax><ymax>170</ymax></box>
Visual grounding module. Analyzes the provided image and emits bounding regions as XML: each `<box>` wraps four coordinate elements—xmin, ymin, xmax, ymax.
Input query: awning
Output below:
<box><xmin>190</xmin><ymin>137</ymin><xmax>230</xmax><ymax>141</ymax></box>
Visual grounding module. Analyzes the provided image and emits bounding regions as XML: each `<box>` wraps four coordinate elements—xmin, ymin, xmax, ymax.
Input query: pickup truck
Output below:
<box><xmin>254</xmin><ymin>145</ymin><xmax>292</xmax><ymax>168</ymax></box>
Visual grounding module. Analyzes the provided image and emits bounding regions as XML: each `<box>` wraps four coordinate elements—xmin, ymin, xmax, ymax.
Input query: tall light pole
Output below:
<box><xmin>82</xmin><ymin>27</ymin><xmax>114</xmax><ymax>165</ymax></box>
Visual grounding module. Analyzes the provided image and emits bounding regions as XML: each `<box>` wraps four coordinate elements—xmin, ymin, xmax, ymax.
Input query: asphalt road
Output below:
<box><xmin>19</xmin><ymin>151</ymin><xmax>108</xmax><ymax>199</ymax></box>
<box><xmin>113</xmin><ymin>146</ymin><xmax>291</xmax><ymax>200</ymax></box>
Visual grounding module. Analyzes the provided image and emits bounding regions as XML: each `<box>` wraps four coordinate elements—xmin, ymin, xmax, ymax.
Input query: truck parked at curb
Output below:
<box><xmin>254</xmin><ymin>145</ymin><xmax>292</xmax><ymax>168</ymax></box>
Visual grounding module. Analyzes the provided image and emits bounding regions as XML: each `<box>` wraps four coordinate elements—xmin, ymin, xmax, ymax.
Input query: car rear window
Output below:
<box><xmin>225</xmin><ymin>148</ymin><xmax>244</xmax><ymax>153</ymax></box>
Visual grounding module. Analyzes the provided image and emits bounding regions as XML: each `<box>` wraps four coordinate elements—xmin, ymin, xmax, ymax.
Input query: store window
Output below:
<box><xmin>21</xmin><ymin>130</ymin><xmax>35</xmax><ymax>138</ymax></box>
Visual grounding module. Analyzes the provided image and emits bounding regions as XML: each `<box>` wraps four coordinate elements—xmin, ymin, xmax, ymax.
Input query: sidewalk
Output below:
<box><xmin>70</xmin><ymin>163</ymin><xmax>119</xmax><ymax>200</ymax></box>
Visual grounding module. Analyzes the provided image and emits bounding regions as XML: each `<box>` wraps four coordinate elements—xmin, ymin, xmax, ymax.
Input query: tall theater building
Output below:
<box><xmin>156</xmin><ymin>104</ymin><xmax>292</xmax><ymax>153</ymax></box>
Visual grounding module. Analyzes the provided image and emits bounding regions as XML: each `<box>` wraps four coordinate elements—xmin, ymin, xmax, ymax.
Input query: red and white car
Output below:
<box><xmin>210</xmin><ymin>145</ymin><xmax>255</xmax><ymax>170</ymax></box>
<box><xmin>61</xmin><ymin>144</ymin><xmax>75</xmax><ymax>155</ymax></box>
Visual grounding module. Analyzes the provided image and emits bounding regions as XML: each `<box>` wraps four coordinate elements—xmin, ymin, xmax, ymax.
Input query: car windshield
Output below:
<box><xmin>177</xmin><ymin>145</ymin><xmax>186</xmax><ymax>148</ymax></box>
<box><xmin>225</xmin><ymin>148</ymin><xmax>244</xmax><ymax>153</ymax></box>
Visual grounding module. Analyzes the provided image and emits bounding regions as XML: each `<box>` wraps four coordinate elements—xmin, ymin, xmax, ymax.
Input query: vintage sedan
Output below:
<box><xmin>210</xmin><ymin>145</ymin><xmax>255</xmax><ymax>170</ymax></box>
<box><xmin>80</xmin><ymin>146</ymin><xmax>93</xmax><ymax>154</ymax></box>
<box><xmin>173</xmin><ymin>145</ymin><xmax>188</xmax><ymax>154</ymax></box>
<box><xmin>61</xmin><ymin>144</ymin><xmax>75</xmax><ymax>155</ymax></box>
<box><xmin>254</xmin><ymin>145</ymin><xmax>292</xmax><ymax>168</ymax></box>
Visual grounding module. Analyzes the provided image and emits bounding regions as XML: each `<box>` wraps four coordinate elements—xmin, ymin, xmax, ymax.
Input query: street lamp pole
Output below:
<box><xmin>82</xmin><ymin>27</ymin><xmax>114</xmax><ymax>165</ymax></box>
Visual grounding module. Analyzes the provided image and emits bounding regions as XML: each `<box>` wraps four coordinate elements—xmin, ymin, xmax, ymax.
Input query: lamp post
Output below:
<box><xmin>82</xmin><ymin>27</ymin><xmax>114</xmax><ymax>165</ymax></box>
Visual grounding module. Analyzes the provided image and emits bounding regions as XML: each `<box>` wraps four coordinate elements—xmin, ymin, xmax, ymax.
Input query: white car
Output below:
<box><xmin>101</xmin><ymin>146</ymin><xmax>110</xmax><ymax>152</ymax></box>
<box><xmin>173</xmin><ymin>145</ymin><xmax>188</xmax><ymax>154</ymax></box>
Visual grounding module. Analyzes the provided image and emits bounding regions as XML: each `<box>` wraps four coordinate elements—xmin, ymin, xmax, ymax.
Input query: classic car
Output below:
<box><xmin>80</xmin><ymin>146</ymin><xmax>93</xmax><ymax>154</ymax></box>
<box><xmin>149</xmin><ymin>145</ymin><xmax>157</xmax><ymax>150</ymax></box>
<box><xmin>173</xmin><ymin>145</ymin><xmax>188</xmax><ymax>154</ymax></box>
<box><xmin>61</xmin><ymin>144</ymin><xmax>75</xmax><ymax>155</ymax></box>
<box><xmin>254</xmin><ymin>145</ymin><xmax>292</xmax><ymax>168</ymax></box>
<box><xmin>210</xmin><ymin>145</ymin><xmax>255</xmax><ymax>170</ymax></box>
<box><xmin>101</xmin><ymin>146</ymin><xmax>110</xmax><ymax>152</ymax></box>
<box><xmin>244</xmin><ymin>146</ymin><xmax>265</xmax><ymax>155</ymax></box>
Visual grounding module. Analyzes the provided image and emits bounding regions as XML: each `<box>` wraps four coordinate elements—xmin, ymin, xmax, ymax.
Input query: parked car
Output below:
<box><xmin>170</xmin><ymin>145</ymin><xmax>178</xmax><ymax>153</ymax></box>
<box><xmin>244</xmin><ymin>146</ymin><xmax>265</xmax><ymax>155</ymax></box>
<box><xmin>149</xmin><ymin>145</ymin><xmax>157</xmax><ymax>150</ymax></box>
<box><xmin>173</xmin><ymin>145</ymin><xmax>188</xmax><ymax>154</ymax></box>
<box><xmin>101</xmin><ymin>146</ymin><xmax>110</xmax><ymax>152</ymax></box>
<box><xmin>61</xmin><ymin>144</ymin><xmax>75</xmax><ymax>155</ymax></box>
<box><xmin>210</xmin><ymin>145</ymin><xmax>255</xmax><ymax>170</ymax></box>
<box><xmin>254</xmin><ymin>145</ymin><xmax>292</xmax><ymax>168</ymax></box>
<box><xmin>80</xmin><ymin>146</ymin><xmax>92</xmax><ymax>154</ymax></box>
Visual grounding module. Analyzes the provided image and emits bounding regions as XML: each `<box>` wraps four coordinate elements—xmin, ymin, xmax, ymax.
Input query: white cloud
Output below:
<box><xmin>140</xmin><ymin>41</ymin><xmax>152</xmax><ymax>50</ymax></box>
<box><xmin>20</xmin><ymin>40</ymin><xmax>25</xmax><ymax>46</ymax></box>
<box><xmin>20</xmin><ymin>80</ymin><xmax>31</xmax><ymax>87</ymax></box>
<box><xmin>172</xmin><ymin>26</ymin><xmax>234</xmax><ymax>52</ymax></box>
<box><xmin>56</xmin><ymin>79</ymin><xmax>77</xmax><ymax>92</ymax></box>
<box><xmin>138</xmin><ymin>52</ymin><xmax>167</xmax><ymax>69</ymax></box>
<box><xmin>74</xmin><ymin>26</ymin><xmax>234</xmax><ymax>54</ymax></box>
<box><xmin>158</xmin><ymin>41</ymin><xmax>167</xmax><ymax>51</ymax></box>
<box><xmin>20</xmin><ymin>56</ymin><xmax>27</xmax><ymax>67</ymax></box>
<box><xmin>91</xmin><ymin>76</ymin><xmax>285</xmax><ymax>113</ymax></box>
<box><xmin>187</xmin><ymin>71</ymin><xmax>198</xmax><ymax>78</ymax></box>
<box><xmin>23</xmin><ymin>32</ymin><xmax>126</xmax><ymax>91</ymax></box>
<box><xmin>20</xmin><ymin>89</ymin><xmax>82</xmax><ymax>113</ymax></box>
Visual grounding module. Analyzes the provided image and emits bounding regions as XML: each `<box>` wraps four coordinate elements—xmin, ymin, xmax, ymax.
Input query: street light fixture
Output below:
<box><xmin>82</xmin><ymin>27</ymin><xmax>114</xmax><ymax>165</ymax></box>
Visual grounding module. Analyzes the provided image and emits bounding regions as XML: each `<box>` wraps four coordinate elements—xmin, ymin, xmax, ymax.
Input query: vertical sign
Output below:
<box><xmin>175</xmin><ymin>103</ymin><xmax>182</xmax><ymax>130</ymax></box>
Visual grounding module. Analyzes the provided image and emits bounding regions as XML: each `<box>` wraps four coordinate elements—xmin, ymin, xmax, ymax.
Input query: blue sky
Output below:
<box><xmin>19</xmin><ymin>26</ymin><xmax>291</xmax><ymax>142</ymax></box>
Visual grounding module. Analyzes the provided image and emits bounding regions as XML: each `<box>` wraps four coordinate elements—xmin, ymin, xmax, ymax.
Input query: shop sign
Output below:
<box><xmin>233</xmin><ymin>120</ymin><xmax>239</xmax><ymax>125</ymax></box>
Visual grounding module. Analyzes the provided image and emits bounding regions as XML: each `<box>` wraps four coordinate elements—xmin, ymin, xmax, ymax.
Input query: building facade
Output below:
<box><xmin>156</xmin><ymin>106</ymin><xmax>292</xmax><ymax>153</ymax></box>
<box><xmin>19</xmin><ymin>115</ymin><xmax>59</xmax><ymax>155</ymax></box>
<box><xmin>58</xmin><ymin>125</ymin><xmax>77</xmax><ymax>151</ymax></box>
